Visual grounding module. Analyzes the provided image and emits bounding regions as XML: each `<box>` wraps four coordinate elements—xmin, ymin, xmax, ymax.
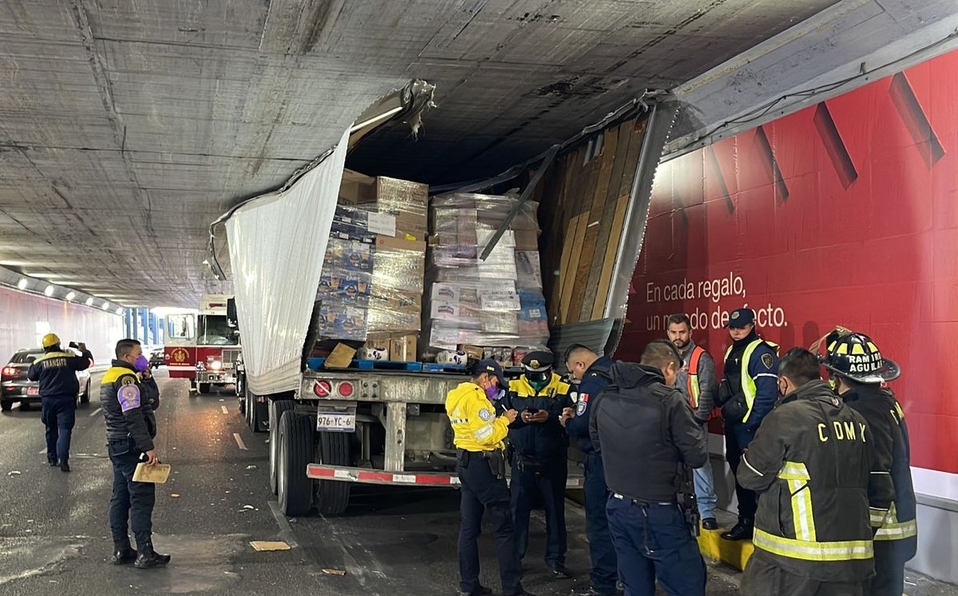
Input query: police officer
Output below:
<box><xmin>446</xmin><ymin>359</ymin><xmax>533</xmax><ymax>596</ymax></box>
<box><xmin>589</xmin><ymin>340</ymin><xmax>708</xmax><ymax>596</ymax></box>
<box><xmin>666</xmin><ymin>314</ymin><xmax>720</xmax><ymax>530</ymax></box>
<box><xmin>718</xmin><ymin>307</ymin><xmax>779</xmax><ymax>541</ymax></box>
<box><xmin>738</xmin><ymin>348</ymin><xmax>890</xmax><ymax>596</ymax></box>
<box><xmin>562</xmin><ymin>344</ymin><xmax>618</xmax><ymax>596</ymax></box>
<box><xmin>27</xmin><ymin>333</ymin><xmax>91</xmax><ymax>472</ymax></box>
<box><xmin>503</xmin><ymin>350</ymin><xmax>575</xmax><ymax>579</ymax></box>
<box><xmin>822</xmin><ymin>331</ymin><xmax>917</xmax><ymax>596</ymax></box>
<box><xmin>102</xmin><ymin>338</ymin><xmax>170</xmax><ymax>569</ymax></box>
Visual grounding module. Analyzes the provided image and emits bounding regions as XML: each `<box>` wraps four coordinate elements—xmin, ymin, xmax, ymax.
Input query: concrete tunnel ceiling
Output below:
<box><xmin>0</xmin><ymin>0</ymin><xmax>847</xmax><ymax>308</ymax></box>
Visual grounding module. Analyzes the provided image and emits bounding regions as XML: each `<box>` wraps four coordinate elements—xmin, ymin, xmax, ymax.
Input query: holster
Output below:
<box><xmin>484</xmin><ymin>449</ymin><xmax>507</xmax><ymax>479</ymax></box>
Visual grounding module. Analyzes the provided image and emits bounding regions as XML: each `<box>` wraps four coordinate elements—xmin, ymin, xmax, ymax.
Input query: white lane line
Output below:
<box><xmin>221</xmin><ymin>406</ymin><xmax>229</xmax><ymax>415</ymax></box>
<box><xmin>39</xmin><ymin>448</ymin><xmax>47</xmax><ymax>455</ymax></box>
<box><xmin>89</xmin><ymin>407</ymin><xmax>102</xmax><ymax>417</ymax></box>
<box><xmin>233</xmin><ymin>432</ymin><xmax>248</xmax><ymax>451</ymax></box>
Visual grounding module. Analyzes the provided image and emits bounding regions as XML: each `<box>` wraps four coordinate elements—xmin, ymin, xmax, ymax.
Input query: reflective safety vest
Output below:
<box><xmin>724</xmin><ymin>339</ymin><xmax>778</xmax><ymax>424</ymax></box>
<box><xmin>686</xmin><ymin>345</ymin><xmax>705</xmax><ymax>410</ymax></box>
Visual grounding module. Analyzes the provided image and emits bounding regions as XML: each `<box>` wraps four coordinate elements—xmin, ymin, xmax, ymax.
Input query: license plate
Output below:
<box><xmin>223</xmin><ymin>362</ymin><xmax>233</xmax><ymax>369</ymax></box>
<box><xmin>26</xmin><ymin>386</ymin><xmax>39</xmax><ymax>396</ymax></box>
<box><xmin>316</xmin><ymin>401</ymin><xmax>357</xmax><ymax>433</ymax></box>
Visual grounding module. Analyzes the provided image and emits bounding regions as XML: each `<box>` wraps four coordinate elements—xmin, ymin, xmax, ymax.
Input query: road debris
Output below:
<box><xmin>322</xmin><ymin>568</ymin><xmax>347</xmax><ymax>576</ymax></box>
<box><xmin>250</xmin><ymin>541</ymin><xmax>291</xmax><ymax>552</ymax></box>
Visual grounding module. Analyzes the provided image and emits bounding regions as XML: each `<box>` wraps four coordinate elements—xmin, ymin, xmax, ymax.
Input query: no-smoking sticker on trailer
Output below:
<box><xmin>314</xmin><ymin>381</ymin><xmax>332</xmax><ymax>397</ymax></box>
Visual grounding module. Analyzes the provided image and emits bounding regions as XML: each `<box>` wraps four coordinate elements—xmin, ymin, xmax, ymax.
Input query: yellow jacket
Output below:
<box><xmin>446</xmin><ymin>382</ymin><xmax>510</xmax><ymax>452</ymax></box>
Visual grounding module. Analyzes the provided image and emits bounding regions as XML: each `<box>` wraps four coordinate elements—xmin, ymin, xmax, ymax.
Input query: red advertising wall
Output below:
<box><xmin>620</xmin><ymin>49</ymin><xmax>958</xmax><ymax>478</ymax></box>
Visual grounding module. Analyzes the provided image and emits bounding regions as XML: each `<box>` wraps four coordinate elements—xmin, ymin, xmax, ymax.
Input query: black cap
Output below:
<box><xmin>521</xmin><ymin>350</ymin><xmax>554</xmax><ymax>371</ymax></box>
<box><xmin>725</xmin><ymin>308</ymin><xmax>756</xmax><ymax>329</ymax></box>
<box><xmin>472</xmin><ymin>359</ymin><xmax>508</xmax><ymax>388</ymax></box>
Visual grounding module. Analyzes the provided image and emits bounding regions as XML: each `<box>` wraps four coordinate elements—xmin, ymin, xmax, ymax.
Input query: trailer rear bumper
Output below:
<box><xmin>306</xmin><ymin>464</ymin><xmax>586</xmax><ymax>489</ymax></box>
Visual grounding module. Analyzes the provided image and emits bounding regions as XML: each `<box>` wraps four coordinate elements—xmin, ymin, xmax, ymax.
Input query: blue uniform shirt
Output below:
<box><xmin>566</xmin><ymin>356</ymin><xmax>613</xmax><ymax>454</ymax></box>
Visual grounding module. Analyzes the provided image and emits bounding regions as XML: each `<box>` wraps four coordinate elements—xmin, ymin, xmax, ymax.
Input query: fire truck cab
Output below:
<box><xmin>164</xmin><ymin>294</ymin><xmax>241</xmax><ymax>394</ymax></box>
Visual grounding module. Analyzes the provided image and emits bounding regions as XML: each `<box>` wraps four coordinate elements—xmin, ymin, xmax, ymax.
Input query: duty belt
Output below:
<box><xmin>612</xmin><ymin>493</ymin><xmax>676</xmax><ymax>507</ymax></box>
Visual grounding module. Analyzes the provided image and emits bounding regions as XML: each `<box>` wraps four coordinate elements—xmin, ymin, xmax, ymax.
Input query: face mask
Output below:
<box><xmin>484</xmin><ymin>383</ymin><xmax>500</xmax><ymax>401</ymax></box>
<box><xmin>134</xmin><ymin>355</ymin><xmax>149</xmax><ymax>372</ymax></box>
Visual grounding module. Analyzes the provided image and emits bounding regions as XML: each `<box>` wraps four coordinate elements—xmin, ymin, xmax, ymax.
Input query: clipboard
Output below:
<box><xmin>133</xmin><ymin>462</ymin><xmax>171</xmax><ymax>484</ymax></box>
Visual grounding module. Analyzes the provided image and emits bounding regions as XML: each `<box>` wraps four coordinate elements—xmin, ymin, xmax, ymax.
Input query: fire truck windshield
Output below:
<box><xmin>197</xmin><ymin>315</ymin><xmax>240</xmax><ymax>346</ymax></box>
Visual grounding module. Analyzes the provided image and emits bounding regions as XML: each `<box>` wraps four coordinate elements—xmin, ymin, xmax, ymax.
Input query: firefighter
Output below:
<box><xmin>102</xmin><ymin>339</ymin><xmax>170</xmax><ymax>569</ymax></box>
<box><xmin>718</xmin><ymin>307</ymin><xmax>779</xmax><ymax>541</ymax></box>
<box><xmin>666</xmin><ymin>314</ymin><xmax>719</xmax><ymax>530</ymax></box>
<box><xmin>445</xmin><ymin>359</ymin><xmax>533</xmax><ymax>596</ymax></box>
<box><xmin>738</xmin><ymin>348</ymin><xmax>891</xmax><ymax>596</ymax></box>
<box><xmin>589</xmin><ymin>340</ymin><xmax>708</xmax><ymax>596</ymax></box>
<box><xmin>27</xmin><ymin>333</ymin><xmax>91</xmax><ymax>472</ymax></box>
<box><xmin>562</xmin><ymin>344</ymin><xmax>619</xmax><ymax>596</ymax></box>
<box><xmin>822</xmin><ymin>331</ymin><xmax>917</xmax><ymax>596</ymax></box>
<box><xmin>504</xmin><ymin>351</ymin><xmax>575</xmax><ymax>579</ymax></box>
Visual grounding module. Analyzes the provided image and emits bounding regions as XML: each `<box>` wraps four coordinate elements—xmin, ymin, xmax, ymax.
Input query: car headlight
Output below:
<box><xmin>210</xmin><ymin>360</ymin><xmax>222</xmax><ymax>371</ymax></box>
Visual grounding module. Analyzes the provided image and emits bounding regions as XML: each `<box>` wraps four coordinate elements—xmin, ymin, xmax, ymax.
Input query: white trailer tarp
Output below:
<box><xmin>226</xmin><ymin>129</ymin><xmax>349</xmax><ymax>396</ymax></box>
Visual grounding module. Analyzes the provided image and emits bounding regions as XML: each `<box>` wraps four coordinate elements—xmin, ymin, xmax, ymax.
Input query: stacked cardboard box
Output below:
<box><xmin>316</xmin><ymin>171</ymin><xmax>428</xmax><ymax>361</ymax></box>
<box><xmin>425</xmin><ymin>193</ymin><xmax>549</xmax><ymax>362</ymax></box>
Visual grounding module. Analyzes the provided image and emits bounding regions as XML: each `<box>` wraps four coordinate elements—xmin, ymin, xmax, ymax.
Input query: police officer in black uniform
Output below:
<box><xmin>504</xmin><ymin>351</ymin><xmax>575</xmax><ymax>579</ymax></box>
<box><xmin>562</xmin><ymin>344</ymin><xmax>618</xmax><ymax>596</ymax></box>
<box><xmin>589</xmin><ymin>340</ymin><xmax>708</xmax><ymax>596</ymax></box>
<box><xmin>27</xmin><ymin>333</ymin><xmax>91</xmax><ymax>472</ymax></box>
<box><xmin>101</xmin><ymin>338</ymin><xmax>170</xmax><ymax>569</ymax></box>
<box><xmin>718</xmin><ymin>308</ymin><xmax>779</xmax><ymax>541</ymax></box>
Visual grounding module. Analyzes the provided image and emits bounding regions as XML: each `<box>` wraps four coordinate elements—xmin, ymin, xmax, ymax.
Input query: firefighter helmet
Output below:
<box><xmin>42</xmin><ymin>333</ymin><xmax>61</xmax><ymax>348</ymax></box>
<box><xmin>821</xmin><ymin>332</ymin><xmax>900</xmax><ymax>384</ymax></box>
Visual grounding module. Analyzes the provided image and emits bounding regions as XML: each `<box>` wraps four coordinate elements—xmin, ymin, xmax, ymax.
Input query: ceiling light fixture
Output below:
<box><xmin>17</xmin><ymin>278</ymin><xmax>28</xmax><ymax>290</ymax></box>
<box><xmin>65</xmin><ymin>291</ymin><xmax>76</xmax><ymax>301</ymax></box>
<box><xmin>102</xmin><ymin>301</ymin><xmax>111</xmax><ymax>310</ymax></box>
<box><xmin>85</xmin><ymin>297</ymin><xmax>95</xmax><ymax>306</ymax></box>
<box><xmin>44</xmin><ymin>285</ymin><xmax>55</xmax><ymax>297</ymax></box>
<box><xmin>116</xmin><ymin>307</ymin><xmax>124</xmax><ymax>314</ymax></box>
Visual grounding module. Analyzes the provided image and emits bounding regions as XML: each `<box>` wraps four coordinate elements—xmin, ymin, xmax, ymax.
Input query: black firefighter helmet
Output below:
<box><xmin>821</xmin><ymin>332</ymin><xmax>901</xmax><ymax>384</ymax></box>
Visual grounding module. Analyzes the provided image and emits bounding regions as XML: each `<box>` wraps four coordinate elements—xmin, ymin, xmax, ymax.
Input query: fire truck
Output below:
<box><xmin>164</xmin><ymin>294</ymin><xmax>241</xmax><ymax>394</ymax></box>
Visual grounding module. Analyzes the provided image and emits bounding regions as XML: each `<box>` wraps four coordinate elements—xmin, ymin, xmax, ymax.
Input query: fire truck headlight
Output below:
<box><xmin>211</xmin><ymin>360</ymin><xmax>222</xmax><ymax>371</ymax></box>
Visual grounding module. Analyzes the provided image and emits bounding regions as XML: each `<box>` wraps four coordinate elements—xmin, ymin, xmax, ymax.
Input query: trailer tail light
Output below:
<box><xmin>338</xmin><ymin>381</ymin><xmax>354</xmax><ymax>398</ymax></box>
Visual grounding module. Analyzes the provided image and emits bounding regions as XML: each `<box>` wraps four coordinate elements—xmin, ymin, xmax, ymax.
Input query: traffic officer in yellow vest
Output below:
<box><xmin>717</xmin><ymin>307</ymin><xmax>779</xmax><ymax>541</ymax></box>
<box><xmin>27</xmin><ymin>333</ymin><xmax>91</xmax><ymax>472</ymax></box>
<box><xmin>446</xmin><ymin>359</ymin><xmax>534</xmax><ymax>596</ymax></box>
<box><xmin>738</xmin><ymin>348</ymin><xmax>892</xmax><ymax>595</ymax></box>
<box><xmin>504</xmin><ymin>351</ymin><xmax>575</xmax><ymax>579</ymax></box>
<box><xmin>821</xmin><ymin>331</ymin><xmax>917</xmax><ymax>596</ymax></box>
<box><xmin>666</xmin><ymin>314</ymin><xmax>720</xmax><ymax>531</ymax></box>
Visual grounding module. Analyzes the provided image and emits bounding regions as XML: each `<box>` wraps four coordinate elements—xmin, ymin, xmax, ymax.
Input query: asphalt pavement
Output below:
<box><xmin>0</xmin><ymin>370</ymin><xmax>947</xmax><ymax>596</ymax></box>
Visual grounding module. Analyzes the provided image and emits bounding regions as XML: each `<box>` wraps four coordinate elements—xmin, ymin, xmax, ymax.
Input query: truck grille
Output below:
<box><xmin>221</xmin><ymin>349</ymin><xmax>241</xmax><ymax>369</ymax></box>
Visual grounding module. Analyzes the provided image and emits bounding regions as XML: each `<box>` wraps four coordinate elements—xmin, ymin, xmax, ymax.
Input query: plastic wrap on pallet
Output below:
<box><xmin>426</xmin><ymin>192</ymin><xmax>547</xmax><ymax>352</ymax></box>
<box><xmin>367</xmin><ymin>237</ymin><xmax>426</xmax><ymax>337</ymax></box>
<box><xmin>340</xmin><ymin>170</ymin><xmax>429</xmax><ymax>241</ymax></box>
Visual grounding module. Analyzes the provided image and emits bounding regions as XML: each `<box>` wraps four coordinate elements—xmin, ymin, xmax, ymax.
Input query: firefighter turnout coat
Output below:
<box><xmin>737</xmin><ymin>380</ymin><xmax>893</xmax><ymax>583</ymax></box>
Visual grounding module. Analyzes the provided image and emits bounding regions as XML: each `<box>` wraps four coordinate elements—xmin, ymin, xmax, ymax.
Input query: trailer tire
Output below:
<box><xmin>277</xmin><ymin>411</ymin><xmax>314</xmax><ymax>517</ymax></box>
<box><xmin>246</xmin><ymin>388</ymin><xmax>268</xmax><ymax>433</ymax></box>
<box><xmin>269</xmin><ymin>400</ymin><xmax>297</xmax><ymax>495</ymax></box>
<box><xmin>199</xmin><ymin>383</ymin><xmax>211</xmax><ymax>394</ymax></box>
<box><xmin>314</xmin><ymin>432</ymin><xmax>351</xmax><ymax>516</ymax></box>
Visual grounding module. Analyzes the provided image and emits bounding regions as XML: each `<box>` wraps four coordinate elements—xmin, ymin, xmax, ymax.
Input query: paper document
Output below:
<box><xmin>133</xmin><ymin>463</ymin><xmax>171</xmax><ymax>484</ymax></box>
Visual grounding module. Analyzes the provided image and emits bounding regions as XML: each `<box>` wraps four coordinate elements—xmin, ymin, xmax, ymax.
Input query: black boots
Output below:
<box><xmin>720</xmin><ymin>518</ymin><xmax>754</xmax><ymax>541</ymax></box>
<box><xmin>134</xmin><ymin>546</ymin><xmax>171</xmax><ymax>569</ymax></box>
<box><xmin>701</xmin><ymin>517</ymin><xmax>719</xmax><ymax>530</ymax></box>
<box><xmin>59</xmin><ymin>460</ymin><xmax>70</xmax><ymax>473</ymax></box>
<box><xmin>112</xmin><ymin>547</ymin><xmax>137</xmax><ymax>565</ymax></box>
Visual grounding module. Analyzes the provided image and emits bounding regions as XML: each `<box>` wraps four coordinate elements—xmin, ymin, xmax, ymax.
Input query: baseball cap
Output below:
<box><xmin>472</xmin><ymin>359</ymin><xmax>508</xmax><ymax>387</ymax></box>
<box><xmin>725</xmin><ymin>308</ymin><xmax>756</xmax><ymax>329</ymax></box>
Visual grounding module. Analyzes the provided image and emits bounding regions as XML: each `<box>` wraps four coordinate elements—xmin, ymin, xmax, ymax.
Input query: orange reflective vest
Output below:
<box><xmin>686</xmin><ymin>345</ymin><xmax>705</xmax><ymax>410</ymax></box>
